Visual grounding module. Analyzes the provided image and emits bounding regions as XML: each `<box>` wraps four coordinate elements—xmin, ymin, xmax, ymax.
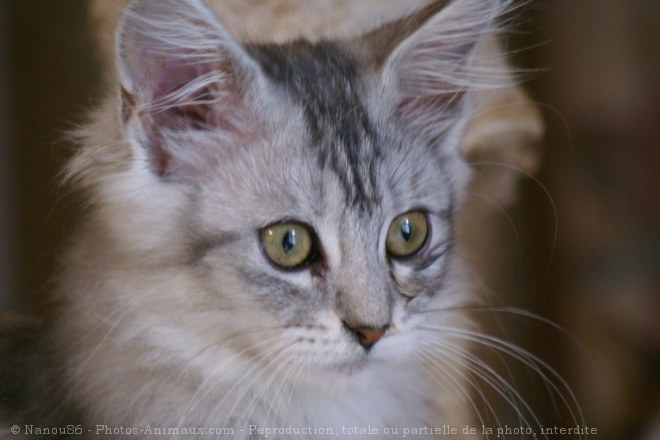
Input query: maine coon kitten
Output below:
<box><xmin>1</xmin><ymin>0</ymin><xmax>552</xmax><ymax>438</ymax></box>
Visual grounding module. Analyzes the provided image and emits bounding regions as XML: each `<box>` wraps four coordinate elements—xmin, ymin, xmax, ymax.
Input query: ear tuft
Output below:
<box><xmin>116</xmin><ymin>0</ymin><xmax>259</xmax><ymax>178</ymax></box>
<box><xmin>379</xmin><ymin>0</ymin><xmax>513</xmax><ymax>144</ymax></box>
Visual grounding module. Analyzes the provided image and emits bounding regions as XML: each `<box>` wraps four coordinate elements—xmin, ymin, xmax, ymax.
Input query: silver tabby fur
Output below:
<box><xmin>0</xmin><ymin>0</ymin><xmax>533</xmax><ymax>439</ymax></box>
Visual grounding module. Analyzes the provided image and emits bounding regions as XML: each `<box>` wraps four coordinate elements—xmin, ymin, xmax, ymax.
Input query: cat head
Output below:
<box><xmin>71</xmin><ymin>0</ymin><xmax>512</xmax><ymax>392</ymax></box>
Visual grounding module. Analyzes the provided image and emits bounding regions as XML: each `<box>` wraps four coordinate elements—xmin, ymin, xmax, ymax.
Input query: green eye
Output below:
<box><xmin>386</xmin><ymin>211</ymin><xmax>428</xmax><ymax>258</ymax></box>
<box><xmin>260</xmin><ymin>222</ymin><xmax>315</xmax><ymax>269</ymax></box>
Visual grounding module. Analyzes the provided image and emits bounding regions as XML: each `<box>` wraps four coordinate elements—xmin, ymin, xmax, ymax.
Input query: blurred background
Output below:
<box><xmin>0</xmin><ymin>1</ymin><xmax>658</xmax><ymax>439</ymax></box>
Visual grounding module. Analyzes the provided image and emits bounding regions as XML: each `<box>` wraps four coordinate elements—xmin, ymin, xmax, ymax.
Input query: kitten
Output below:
<box><xmin>2</xmin><ymin>0</ymin><xmax>550</xmax><ymax>438</ymax></box>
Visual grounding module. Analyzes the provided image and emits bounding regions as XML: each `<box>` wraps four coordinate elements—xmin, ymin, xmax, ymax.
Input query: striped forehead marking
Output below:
<box><xmin>248</xmin><ymin>41</ymin><xmax>382</xmax><ymax>213</ymax></box>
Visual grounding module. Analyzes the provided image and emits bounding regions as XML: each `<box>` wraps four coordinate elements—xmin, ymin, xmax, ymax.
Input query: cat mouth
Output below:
<box><xmin>335</xmin><ymin>364</ymin><xmax>365</xmax><ymax>377</ymax></box>
<box><xmin>331</xmin><ymin>358</ymin><xmax>371</xmax><ymax>377</ymax></box>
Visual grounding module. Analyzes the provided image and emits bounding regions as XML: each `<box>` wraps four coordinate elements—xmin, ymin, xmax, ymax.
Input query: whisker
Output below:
<box><xmin>425</xmin><ymin>335</ymin><xmax>541</xmax><ymax>437</ymax></box>
<box><xmin>463</xmin><ymin>160</ymin><xmax>558</xmax><ymax>275</ymax></box>
<box><xmin>466</xmin><ymin>190</ymin><xmax>523</xmax><ymax>273</ymax></box>
<box><xmin>413</xmin><ymin>341</ymin><xmax>496</xmax><ymax>430</ymax></box>
<box><xmin>224</xmin><ymin>341</ymin><xmax>296</xmax><ymax>429</ymax></box>
<box><xmin>260</xmin><ymin>349</ymin><xmax>300</xmax><ymax>428</ymax></box>
<box><xmin>420</xmin><ymin>305</ymin><xmax>585</xmax><ymax>349</ymax></box>
<box><xmin>213</xmin><ymin>341</ymin><xmax>295</xmax><ymax>427</ymax></box>
<box><xmin>176</xmin><ymin>334</ymin><xmax>291</xmax><ymax>426</ymax></box>
<box><xmin>422</xmin><ymin>324</ymin><xmax>584</xmax><ymax>431</ymax></box>
<box><xmin>416</xmin><ymin>337</ymin><xmax>512</xmax><ymax>434</ymax></box>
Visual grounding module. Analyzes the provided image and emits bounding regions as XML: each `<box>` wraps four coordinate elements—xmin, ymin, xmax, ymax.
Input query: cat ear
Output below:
<box><xmin>116</xmin><ymin>0</ymin><xmax>260</xmax><ymax>178</ymax></box>
<box><xmin>373</xmin><ymin>0</ymin><xmax>510</xmax><ymax>144</ymax></box>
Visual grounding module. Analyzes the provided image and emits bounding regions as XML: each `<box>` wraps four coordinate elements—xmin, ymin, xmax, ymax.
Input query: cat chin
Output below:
<box><xmin>281</xmin><ymin>362</ymin><xmax>367</xmax><ymax>395</ymax></box>
<box><xmin>284</xmin><ymin>364</ymin><xmax>431</xmax><ymax>433</ymax></box>
<box><xmin>293</xmin><ymin>357</ymin><xmax>415</xmax><ymax>400</ymax></box>
<box><xmin>332</xmin><ymin>359</ymin><xmax>370</xmax><ymax>377</ymax></box>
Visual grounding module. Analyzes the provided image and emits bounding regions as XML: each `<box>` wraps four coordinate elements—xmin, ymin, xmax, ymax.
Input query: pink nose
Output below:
<box><xmin>350</xmin><ymin>324</ymin><xmax>389</xmax><ymax>350</ymax></box>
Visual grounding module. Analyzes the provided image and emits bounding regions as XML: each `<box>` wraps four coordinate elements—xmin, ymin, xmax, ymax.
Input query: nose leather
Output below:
<box><xmin>350</xmin><ymin>324</ymin><xmax>389</xmax><ymax>350</ymax></box>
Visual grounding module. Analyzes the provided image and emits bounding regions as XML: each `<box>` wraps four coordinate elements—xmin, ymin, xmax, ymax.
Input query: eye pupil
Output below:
<box><xmin>401</xmin><ymin>219</ymin><xmax>412</xmax><ymax>241</ymax></box>
<box><xmin>282</xmin><ymin>231</ymin><xmax>295</xmax><ymax>253</ymax></box>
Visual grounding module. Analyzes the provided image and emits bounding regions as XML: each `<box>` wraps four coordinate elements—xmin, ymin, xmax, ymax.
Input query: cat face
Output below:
<box><xmin>74</xmin><ymin>0</ymin><xmax>506</xmax><ymax>393</ymax></box>
<box><xmin>186</xmin><ymin>77</ymin><xmax>462</xmax><ymax>381</ymax></box>
<box><xmin>148</xmin><ymin>52</ymin><xmax>465</xmax><ymax>389</ymax></box>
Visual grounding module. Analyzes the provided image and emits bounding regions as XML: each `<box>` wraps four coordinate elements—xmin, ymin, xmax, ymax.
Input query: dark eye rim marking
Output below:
<box><xmin>386</xmin><ymin>210</ymin><xmax>431</xmax><ymax>261</ymax></box>
<box><xmin>258</xmin><ymin>220</ymin><xmax>321</xmax><ymax>272</ymax></box>
<box><xmin>413</xmin><ymin>238</ymin><xmax>454</xmax><ymax>272</ymax></box>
